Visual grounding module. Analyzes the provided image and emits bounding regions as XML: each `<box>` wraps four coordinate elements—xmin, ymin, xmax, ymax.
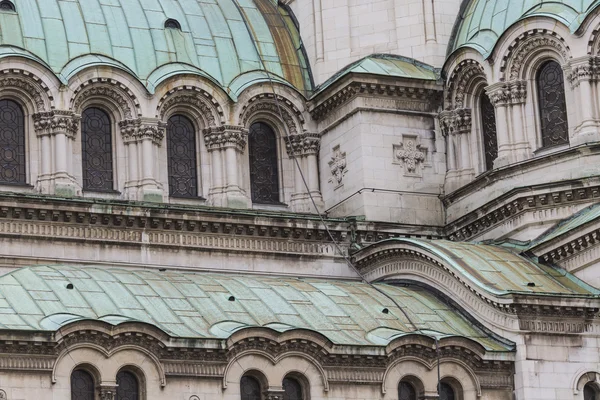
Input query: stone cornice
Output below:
<box><xmin>33</xmin><ymin>110</ymin><xmax>80</xmax><ymax>139</ymax></box>
<box><xmin>119</xmin><ymin>118</ymin><xmax>167</xmax><ymax>145</ymax></box>
<box><xmin>283</xmin><ymin>132</ymin><xmax>320</xmax><ymax>156</ymax></box>
<box><xmin>439</xmin><ymin>108</ymin><xmax>471</xmax><ymax>136</ymax></box>
<box><xmin>203</xmin><ymin>125</ymin><xmax>248</xmax><ymax>152</ymax></box>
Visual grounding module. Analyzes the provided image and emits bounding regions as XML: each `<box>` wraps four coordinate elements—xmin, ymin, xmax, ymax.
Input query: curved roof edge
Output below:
<box><xmin>354</xmin><ymin>238</ymin><xmax>600</xmax><ymax>298</ymax></box>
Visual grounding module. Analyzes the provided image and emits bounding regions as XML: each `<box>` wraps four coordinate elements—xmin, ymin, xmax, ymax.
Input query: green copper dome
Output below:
<box><xmin>449</xmin><ymin>0</ymin><xmax>600</xmax><ymax>58</ymax></box>
<box><xmin>0</xmin><ymin>0</ymin><xmax>312</xmax><ymax>97</ymax></box>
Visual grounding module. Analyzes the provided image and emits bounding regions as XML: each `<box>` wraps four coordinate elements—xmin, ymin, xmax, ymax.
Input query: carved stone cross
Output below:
<box><xmin>395</xmin><ymin>139</ymin><xmax>425</xmax><ymax>174</ymax></box>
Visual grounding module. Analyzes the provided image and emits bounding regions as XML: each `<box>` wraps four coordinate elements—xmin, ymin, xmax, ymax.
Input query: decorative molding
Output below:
<box><xmin>0</xmin><ymin>69</ymin><xmax>54</xmax><ymax>111</ymax></box>
<box><xmin>156</xmin><ymin>86</ymin><xmax>223</xmax><ymax>126</ymax></box>
<box><xmin>328</xmin><ymin>145</ymin><xmax>347</xmax><ymax>187</ymax></box>
<box><xmin>566</xmin><ymin>56</ymin><xmax>600</xmax><ymax>88</ymax></box>
<box><xmin>446</xmin><ymin>59</ymin><xmax>486</xmax><ymax>109</ymax></box>
<box><xmin>0</xmin><ymin>355</ymin><xmax>55</xmax><ymax>371</ymax></box>
<box><xmin>32</xmin><ymin>110</ymin><xmax>80</xmax><ymax>139</ymax></box>
<box><xmin>119</xmin><ymin>118</ymin><xmax>167</xmax><ymax>145</ymax></box>
<box><xmin>203</xmin><ymin>125</ymin><xmax>248</xmax><ymax>152</ymax></box>
<box><xmin>70</xmin><ymin>79</ymin><xmax>140</xmax><ymax>119</ymax></box>
<box><xmin>325</xmin><ymin>367</ymin><xmax>385</xmax><ymax>384</ymax></box>
<box><xmin>500</xmin><ymin>29</ymin><xmax>570</xmax><ymax>80</ymax></box>
<box><xmin>439</xmin><ymin>108</ymin><xmax>471</xmax><ymax>136</ymax></box>
<box><xmin>283</xmin><ymin>132</ymin><xmax>320</xmax><ymax>156</ymax></box>
<box><xmin>239</xmin><ymin>94</ymin><xmax>304</xmax><ymax>135</ymax></box>
<box><xmin>393</xmin><ymin>136</ymin><xmax>426</xmax><ymax>176</ymax></box>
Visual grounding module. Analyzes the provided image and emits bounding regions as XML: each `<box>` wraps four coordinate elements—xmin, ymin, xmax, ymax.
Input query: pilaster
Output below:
<box><xmin>33</xmin><ymin>110</ymin><xmax>81</xmax><ymax>196</ymax></box>
<box><xmin>119</xmin><ymin>117</ymin><xmax>166</xmax><ymax>202</ymax></box>
<box><xmin>440</xmin><ymin>108</ymin><xmax>473</xmax><ymax>190</ymax></box>
<box><xmin>507</xmin><ymin>79</ymin><xmax>531</xmax><ymax>161</ymax></box>
<box><xmin>566</xmin><ymin>56</ymin><xmax>600</xmax><ymax>145</ymax></box>
<box><xmin>203</xmin><ymin>125</ymin><xmax>249</xmax><ymax>208</ymax></box>
<box><xmin>284</xmin><ymin>132</ymin><xmax>323</xmax><ymax>213</ymax></box>
<box><xmin>486</xmin><ymin>82</ymin><xmax>513</xmax><ymax>168</ymax></box>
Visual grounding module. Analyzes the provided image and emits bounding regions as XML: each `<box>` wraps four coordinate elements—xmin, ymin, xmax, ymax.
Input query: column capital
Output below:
<box><xmin>98</xmin><ymin>384</ymin><xmax>117</xmax><ymax>400</ymax></box>
<box><xmin>264</xmin><ymin>389</ymin><xmax>286</xmax><ymax>400</ymax></box>
<box><xmin>203</xmin><ymin>125</ymin><xmax>247</xmax><ymax>152</ymax></box>
<box><xmin>284</xmin><ymin>132</ymin><xmax>320</xmax><ymax>156</ymax></box>
<box><xmin>119</xmin><ymin>117</ymin><xmax>167</xmax><ymax>145</ymax></box>
<box><xmin>508</xmin><ymin>80</ymin><xmax>527</xmax><ymax>104</ymax></box>
<box><xmin>33</xmin><ymin>110</ymin><xmax>80</xmax><ymax>139</ymax></box>
<box><xmin>485</xmin><ymin>82</ymin><xmax>511</xmax><ymax>107</ymax></box>
<box><xmin>439</xmin><ymin>108</ymin><xmax>471</xmax><ymax>136</ymax></box>
<box><xmin>566</xmin><ymin>56</ymin><xmax>600</xmax><ymax>87</ymax></box>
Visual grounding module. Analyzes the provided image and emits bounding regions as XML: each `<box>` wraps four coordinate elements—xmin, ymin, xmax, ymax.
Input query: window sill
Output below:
<box><xmin>252</xmin><ymin>202</ymin><xmax>289</xmax><ymax>211</ymax></box>
<box><xmin>533</xmin><ymin>143</ymin><xmax>570</xmax><ymax>157</ymax></box>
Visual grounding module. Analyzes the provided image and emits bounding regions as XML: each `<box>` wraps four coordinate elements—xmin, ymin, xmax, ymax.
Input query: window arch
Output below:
<box><xmin>240</xmin><ymin>375</ymin><xmax>262</xmax><ymax>400</ymax></box>
<box><xmin>439</xmin><ymin>382</ymin><xmax>455</xmax><ymax>400</ymax></box>
<box><xmin>82</xmin><ymin>107</ymin><xmax>113</xmax><ymax>191</ymax></box>
<box><xmin>167</xmin><ymin>114</ymin><xmax>198</xmax><ymax>198</ymax></box>
<box><xmin>165</xmin><ymin>18</ymin><xmax>181</xmax><ymax>29</ymax></box>
<box><xmin>585</xmin><ymin>383</ymin><xmax>599</xmax><ymax>400</ymax></box>
<box><xmin>0</xmin><ymin>99</ymin><xmax>25</xmax><ymax>185</ymax></box>
<box><xmin>480</xmin><ymin>92</ymin><xmax>497</xmax><ymax>171</ymax></box>
<box><xmin>398</xmin><ymin>381</ymin><xmax>417</xmax><ymax>400</ymax></box>
<box><xmin>283</xmin><ymin>376</ymin><xmax>303</xmax><ymax>400</ymax></box>
<box><xmin>70</xmin><ymin>369</ymin><xmax>95</xmax><ymax>400</ymax></box>
<box><xmin>0</xmin><ymin>1</ymin><xmax>15</xmax><ymax>11</ymax></box>
<box><xmin>249</xmin><ymin>122</ymin><xmax>280</xmax><ymax>204</ymax></box>
<box><xmin>537</xmin><ymin>60</ymin><xmax>569</xmax><ymax>148</ymax></box>
<box><xmin>116</xmin><ymin>370</ymin><xmax>139</xmax><ymax>400</ymax></box>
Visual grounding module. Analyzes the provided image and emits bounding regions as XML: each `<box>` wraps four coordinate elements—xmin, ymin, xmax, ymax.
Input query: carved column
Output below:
<box><xmin>119</xmin><ymin>118</ymin><xmax>166</xmax><ymax>202</ymax></box>
<box><xmin>284</xmin><ymin>132</ymin><xmax>323</xmax><ymax>213</ymax></box>
<box><xmin>508</xmin><ymin>80</ymin><xmax>531</xmax><ymax>161</ymax></box>
<box><xmin>486</xmin><ymin>82</ymin><xmax>513</xmax><ymax>167</ymax></box>
<box><xmin>33</xmin><ymin>110</ymin><xmax>80</xmax><ymax>196</ymax></box>
<box><xmin>567</xmin><ymin>56</ymin><xmax>600</xmax><ymax>145</ymax></box>
<box><xmin>203</xmin><ymin>125</ymin><xmax>249</xmax><ymax>208</ymax></box>
<box><xmin>98</xmin><ymin>384</ymin><xmax>117</xmax><ymax>400</ymax></box>
<box><xmin>440</xmin><ymin>109</ymin><xmax>472</xmax><ymax>189</ymax></box>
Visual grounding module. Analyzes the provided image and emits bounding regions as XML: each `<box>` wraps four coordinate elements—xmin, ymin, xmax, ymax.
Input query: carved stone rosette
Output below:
<box><xmin>33</xmin><ymin>110</ymin><xmax>80</xmax><ymax>139</ymax></box>
<box><xmin>203</xmin><ymin>125</ymin><xmax>248</xmax><ymax>152</ymax></box>
<box><xmin>119</xmin><ymin>118</ymin><xmax>167</xmax><ymax>145</ymax></box>
<box><xmin>439</xmin><ymin>108</ymin><xmax>472</xmax><ymax>136</ymax></box>
<box><xmin>284</xmin><ymin>132</ymin><xmax>320</xmax><ymax>156</ymax></box>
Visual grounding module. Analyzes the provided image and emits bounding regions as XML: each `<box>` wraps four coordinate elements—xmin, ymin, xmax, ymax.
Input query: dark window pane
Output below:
<box><xmin>249</xmin><ymin>122</ymin><xmax>279</xmax><ymax>204</ymax></box>
<box><xmin>241</xmin><ymin>376</ymin><xmax>261</xmax><ymax>400</ymax></box>
<box><xmin>116</xmin><ymin>370</ymin><xmax>138</xmax><ymax>400</ymax></box>
<box><xmin>167</xmin><ymin>114</ymin><xmax>198</xmax><ymax>197</ymax></box>
<box><xmin>399</xmin><ymin>381</ymin><xmax>416</xmax><ymax>400</ymax></box>
<box><xmin>481</xmin><ymin>93</ymin><xmax>498</xmax><ymax>171</ymax></box>
<box><xmin>71</xmin><ymin>370</ymin><xmax>94</xmax><ymax>400</ymax></box>
<box><xmin>82</xmin><ymin>107</ymin><xmax>113</xmax><ymax>191</ymax></box>
<box><xmin>0</xmin><ymin>99</ymin><xmax>25</xmax><ymax>184</ymax></box>
<box><xmin>537</xmin><ymin>60</ymin><xmax>569</xmax><ymax>147</ymax></box>
<box><xmin>283</xmin><ymin>377</ymin><xmax>303</xmax><ymax>400</ymax></box>
<box><xmin>439</xmin><ymin>382</ymin><xmax>455</xmax><ymax>400</ymax></box>
<box><xmin>585</xmin><ymin>383</ymin><xmax>597</xmax><ymax>400</ymax></box>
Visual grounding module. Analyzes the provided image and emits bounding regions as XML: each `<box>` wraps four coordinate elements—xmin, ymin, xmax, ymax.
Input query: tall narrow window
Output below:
<box><xmin>82</xmin><ymin>107</ymin><xmax>113</xmax><ymax>191</ymax></box>
<box><xmin>585</xmin><ymin>383</ymin><xmax>598</xmax><ymax>400</ymax></box>
<box><xmin>439</xmin><ymin>382</ymin><xmax>455</xmax><ymax>400</ymax></box>
<box><xmin>283</xmin><ymin>377</ymin><xmax>303</xmax><ymax>400</ymax></box>
<box><xmin>0</xmin><ymin>99</ymin><xmax>25</xmax><ymax>184</ymax></box>
<box><xmin>116</xmin><ymin>370</ymin><xmax>139</xmax><ymax>400</ymax></box>
<box><xmin>71</xmin><ymin>370</ymin><xmax>95</xmax><ymax>400</ymax></box>
<box><xmin>167</xmin><ymin>114</ymin><xmax>198</xmax><ymax>197</ymax></box>
<box><xmin>480</xmin><ymin>92</ymin><xmax>498</xmax><ymax>171</ymax></box>
<box><xmin>240</xmin><ymin>375</ymin><xmax>261</xmax><ymax>400</ymax></box>
<box><xmin>537</xmin><ymin>60</ymin><xmax>569</xmax><ymax>147</ymax></box>
<box><xmin>249</xmin><ymin>122</ymin><xmax>279</xmax><ymax>204</ymax></box>
<box><xmin>399</xmin><ymin>381</ymin><xmax>417</xmax><ymax>400</ymax></box>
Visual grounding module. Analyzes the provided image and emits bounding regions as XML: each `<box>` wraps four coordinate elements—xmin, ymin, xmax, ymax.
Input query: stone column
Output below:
<box><xmin>440</xmin><ymin>109</ymin><xmax>472</xmax><ymax>189</ymax></box>
<box><xmin>203</xmin><ymin>125</ymin><xmax>249</xmax><ymax>208</ymax></box>
<box><xmin>284</xmin><ymin>132</ymin><xmax>323</xmax><ymax>213</ymax></box>
<box><xmin>567</xmin><ymin>56</ymin><xmax>600</xmax><ymax>145</ymax></box>
<box><xmin>33</xmin><ymin>110</ymin><xmax>80</xmax><ymax>196</ymax></box>
<box><xmin>119</xmin><ymin>118</ymin><xmax>166</xmax><ymax>202</ymax></box>
<box><xmin>486</xmin><ymin>82</ymin><xmax>513</xmax><ymax>168</ymax></box>
<box><xmin>508</xmin><ymin>80</ymin><xmax>531</xmax><ymax>161</ymax></box>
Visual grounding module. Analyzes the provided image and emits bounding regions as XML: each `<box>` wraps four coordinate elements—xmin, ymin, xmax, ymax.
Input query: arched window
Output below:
<box><xmin>537</xmin><ymin>60</ymin><xmax>569</xmax><ymax>148</ymax></box>
<box><xmin>70</xmin><ymin>369</ymin><xmax>95</xmax><ymax>400</ymax></box>
<box><xmin>480</xmin><ymin>92</ymin><xmax>497</xmax><ymax>171</ymax></box>
<box><xmin>241</xmin><ymin>375</ymin><xmax>261</xmax><ymax>400</ymax></box>
<box><xmin>164</xmin><ymin>18</ymin><xmax>181</xmax><ymax>29</ymax></box>
<box><xmin>439</xmin><ymin>382</ymin><xmax>455</xmax><ymax>400</ymax></box>
<box><xmin>399</xmin><ymin>381</ymin><xmax>417</xmax><ymax>400</ymax></box>
<box><xmin>585</xmin><ymin>383</ymin><xmax>599</xmax><ymax>400</ymax></box>
<box><xmin>283</xmin><ymin>377</ymin><xmax>303</xmax><ymax>400</ymax></box>
<box><xmin>82</xmin><ymin>107</ymin><xmax>113</xmax><ymax>191</ymax></box>
<box><xmin>0</xmin><ymin>99</ymin><xmax>25</xmax><ymax>185</ymax></box>
<box><xmin>167</xmin><ymin>114</ymin><xmax>198</xmax><ymax>197</ymax></box>
<box><xmin>116</xmin><ymin>370</ymin><xmax>139</xmax><ymax>400</ymax></box>
<box><xmin>0</xmin><ymin>1</ymin><xmax>15</xmax><ymax>11</ymax></box>
<box><xmin>249</xmin><ymin>122</ymin><xmax>279</xmax><ymax>204</ymax></box>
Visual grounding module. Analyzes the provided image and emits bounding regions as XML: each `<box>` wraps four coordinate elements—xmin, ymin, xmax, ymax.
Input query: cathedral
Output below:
<box><xmin>1</xmin><ymin>0</ymin><xmax>600</xmax><ymax>399</ymax></box>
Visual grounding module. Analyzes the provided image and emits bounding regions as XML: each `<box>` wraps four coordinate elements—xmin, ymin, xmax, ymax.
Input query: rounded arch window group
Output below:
<box><xmin>70</xmin><ymin>367</ymin><xmax>140</xmax><ymax>400</ymax></box>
